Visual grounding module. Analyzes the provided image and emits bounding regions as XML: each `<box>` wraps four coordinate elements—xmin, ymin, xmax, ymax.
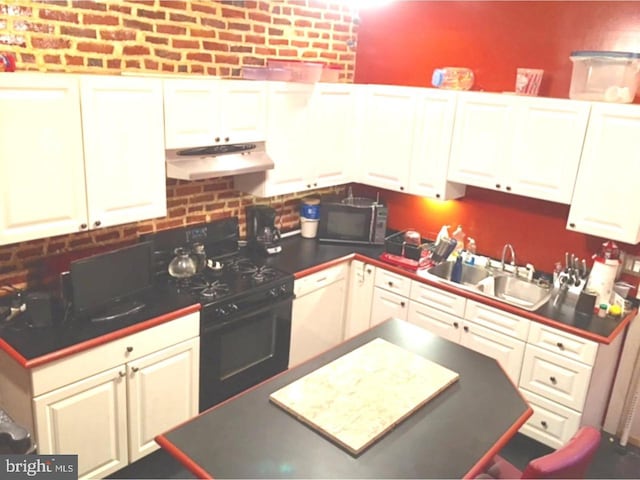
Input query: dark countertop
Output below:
<box><xmin>265</xmin><ymin>235</ymin><xmax>633</xmax><ymax>344</ymax></box>
<box><xmin>158</xmin><ymin>318</ymin><xmax>532</xmax><ymax>479</ymax></box>
<box><xmin>0</xmin><ymin>286</ymin><xmax>198</xmax><ymax>366</ymax></box>
<box><xmin>0</xmin><ymin>234</ymin><xmax>633</xmax><ymax>367</ymax></box>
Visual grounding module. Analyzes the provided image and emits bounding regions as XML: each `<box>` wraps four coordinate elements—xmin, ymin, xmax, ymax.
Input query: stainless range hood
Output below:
<box><xmin>166</xmin><ymin>141</ymin><xmax>273</xmax><ymax>180</ymax></box>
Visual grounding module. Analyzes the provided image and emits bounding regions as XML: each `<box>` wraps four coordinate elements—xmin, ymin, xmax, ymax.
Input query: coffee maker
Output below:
<box><xmin>245</xmin><ymin>205</ymin><xmax>282</xmax><ymax>255</ymax></box>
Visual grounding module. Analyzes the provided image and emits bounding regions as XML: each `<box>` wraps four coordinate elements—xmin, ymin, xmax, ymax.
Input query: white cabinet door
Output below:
<box><xmin>308</xmin><ymin>83</ymin><xmax>357</xmax><ymax>188</ymax></box>
<box><xmin>290</xmin><ymin>276</ymin><xmax>347</xmax><ymax>367</ymax></box>
<box><xmin>409</xmin><ymin>89</ymin><xmax>465</xmax><ymax>200</ymax></box>
<box><xmin>509</xmin><ymin>97</ymin><xmax>590</xmax><ymax>204</ymax></box>
<box><xmin>370</xmin><ymin>287</ymin><xmax>408</xmax><ymax>326</ymax></box>
<box><xmin>216</xmin><ymin>80</ymin><xmax>267</xmax><ymax>144</ymax></box>
<box><xmin>459</xmin><ymin>320</ymin><xmax>526</xmax><ymax>384</ymax></box>
<box><xmin>358</xmin><ymin>85</ymin><xmax>418</xmax><ymax>192</ymax></box>
<box><xmin>80</xmin><ymin>75</ymin><xmax>167</xmax><ymax>229</ymax></box>
<box><xmin>344</xmin><ymin>260</ymin><xmax>375</xmax><ymax>339</ymax></box>
<box><xmin>127</xmin><ymin>338</ymin><xmax>199</xmax><ymax>462</ymax></box>
<box><xmin>448</xmin><ymin>92</ymin><xmax>514</xmax><ymax>190</ymax></box>
<box><xmin>263</xmin><ymin>82</ymin><xmax>315</xmax><ymax>196</ymax></box>
<box><xmin>33</xmin><ymin>366</ymin><xmax>128</xmax><ymax>480</ymax></box>
<box><xmin>163</xmin><ymin>77</ymin><xmax>218</xmax><ymax>149</ymax></box>
<box><xmin>0</xmin><ymin>73</ymin><xmax>88</xmax><ymax>245</ymax></box>
<box><xmin>567</xmin><ymin>103</ymin><xmax>640</xmax><ymax>243</ymax></box>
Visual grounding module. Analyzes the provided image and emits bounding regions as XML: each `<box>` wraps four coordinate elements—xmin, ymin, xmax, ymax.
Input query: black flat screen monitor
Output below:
<box><xmin>70</xmin><ymin>242</ymin><xmax>153</xmax><ymax>319</ymax></box>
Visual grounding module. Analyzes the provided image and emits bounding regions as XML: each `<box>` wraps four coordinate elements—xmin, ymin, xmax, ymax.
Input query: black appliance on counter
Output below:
<box><xmin>245</xmin><ymin>205</ymin><xmax>282</xmax><ymax>255</ymax></box>
<box><xmin>141</xmin><ymin>217</ymin><xmax>293</xmax><ymax>412</ymax></box>
<box><xmin>317</xmin><ymin>195</ymin><xmax>388</xmax><ymax>246</ymax></box>
<box><xmin>67</xmin><ymin>242</ymin><xmax>154</xmax><ymax>322</ymax></box>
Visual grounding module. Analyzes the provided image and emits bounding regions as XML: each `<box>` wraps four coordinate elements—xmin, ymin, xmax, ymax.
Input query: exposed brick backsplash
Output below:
<box><xmin>0</xmin><ymin>178</ymin><xmax>347</xmax><ymax>291</ymax></box>
<box><xmin>0</xmin><ymin>0</ymin><xmax>357</xmax><ymax>291</ymax></box>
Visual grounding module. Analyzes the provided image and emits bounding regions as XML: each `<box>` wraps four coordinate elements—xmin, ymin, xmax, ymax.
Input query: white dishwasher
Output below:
<box><xmin>289</xmin><ymin>263</ymin><xmax>348</xmax><ymax>368</ymax></box>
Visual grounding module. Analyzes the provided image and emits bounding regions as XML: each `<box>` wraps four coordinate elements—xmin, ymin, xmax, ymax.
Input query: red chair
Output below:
<box><xmin>479</xmin><ymin>426</ymin><xmax>601</xmax><ymax>479</ymax></box>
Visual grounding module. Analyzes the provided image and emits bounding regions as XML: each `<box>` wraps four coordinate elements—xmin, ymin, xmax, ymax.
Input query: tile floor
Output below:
<box><xmin>108</xmin><ymin>432</ymin><xmax>640</xmax><ymax>479</ymax></box>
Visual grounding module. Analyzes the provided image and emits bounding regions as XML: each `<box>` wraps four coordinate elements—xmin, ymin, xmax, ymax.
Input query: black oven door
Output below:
<box><xmin>318</xmin><ymin>204</ymin><xmax>375</xmax><ymax>244</ymax></box>
<box><xmin>199</xmin><ymin>296</ymin><xmax>292</xmax><ymax>412</ymax></box>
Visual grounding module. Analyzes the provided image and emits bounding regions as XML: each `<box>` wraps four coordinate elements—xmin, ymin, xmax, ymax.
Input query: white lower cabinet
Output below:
<box><xmin>33</xmin><ymin>366</ymin><xmax>128</xmax><ymax>479</ymax></box>
<box><xmin>1</xmin><ymin>312</ymin><xmax>200</xmax><ymax>480</ymax></box>
<box><xmin>519</xmin><ymin>389</ymin><xmax>582</xmax><ymax>448</ymax></box>
<box><xmin>344</xmin><ymin>260</ymin><xmax>376</xmax><ymax>339</ymax></box>
<box><xmin>407</xmin><ymin>285</ymin><xmax>527</xmax><ymax>385</ymax></box>
<box><xmin>459</xmin><ymin>320</ymin><xmax>526</xmax><ymax>384</ymax></box>
<box><xmin>370</xmin><ymin>268</ymin><xmax>410</xmax><ymax>326</ymax></box>
<box><xmin>290</xmin><ymin>263</ymin><xmax>348</xmax><ymax>367</ymax></box>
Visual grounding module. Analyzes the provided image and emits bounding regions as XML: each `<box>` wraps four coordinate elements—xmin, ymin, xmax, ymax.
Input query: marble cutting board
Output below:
<box><xmin>269</xmin><ymin>337</ymin><xmax>459</xmax><ymax>455</ymax></box>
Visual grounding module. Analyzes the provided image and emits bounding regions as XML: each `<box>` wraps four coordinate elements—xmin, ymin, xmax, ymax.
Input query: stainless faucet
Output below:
<box><xmin>501</xmin><ymin>244</ymin><xmax>516</xmax><ymax>271</ymax></box>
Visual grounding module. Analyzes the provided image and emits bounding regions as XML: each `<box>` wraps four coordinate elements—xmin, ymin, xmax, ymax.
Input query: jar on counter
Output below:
<box><xmin>432</xmin><ymin>67</ymin><xmax>474</xmax><ymax>90</ymax></box>
<box><xmin>597</xmin><ymin>303</ymin><xmax>608</xmax><ymax>318</ymax></box>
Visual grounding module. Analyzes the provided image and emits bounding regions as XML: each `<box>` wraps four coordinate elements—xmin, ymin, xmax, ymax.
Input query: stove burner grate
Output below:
<box><xmin>189</xmin><ymin>279</ymin><xmax>230</xmax><ymax>299</ymax></box>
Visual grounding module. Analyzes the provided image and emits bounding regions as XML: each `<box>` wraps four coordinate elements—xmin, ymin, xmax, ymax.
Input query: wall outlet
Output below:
<box><xmin>622</xmin><ymin>254</ymin><xmax>640</xmax><ymax>277</ymax></box>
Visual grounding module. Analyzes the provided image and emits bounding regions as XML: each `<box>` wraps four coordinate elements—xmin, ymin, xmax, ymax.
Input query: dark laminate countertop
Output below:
<box><xmin>265</xmin><ymin>235</ymin><xmax>634</xmax><ymax>345</ymax></box>
<box><xmin>157</xmin><ymin>318</ymin><xmax>532</xmax><ymax>479</ymax></box>
<box><xmin>1</xmin><ymin>234</ymin><xmax>634</xmax><ymax>367</ymax></box>
<box><xmin>0</xmin><ymin>286</ymin><xmax>199</xmax><ymax>367</ymax></box>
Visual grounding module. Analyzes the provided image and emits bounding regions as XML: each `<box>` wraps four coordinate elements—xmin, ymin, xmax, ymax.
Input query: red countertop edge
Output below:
<box><xmin>155</xmin><ymin>434</ymin><xmax>212</xmax><ymax>480</ymax></box>
<box><xmin>463</xmin><ymin>406</ymin><xmax>534</xmax><ymax>479</ymax></box>
<box><xmin>345</xmin><ymin>253</ymin><xmax>636</xmax><ymax>345</ymax></box>
<box><xmin>1</xmin><ymin>304</ymin><xmax>201</xmax><ymax>369</ymax></box>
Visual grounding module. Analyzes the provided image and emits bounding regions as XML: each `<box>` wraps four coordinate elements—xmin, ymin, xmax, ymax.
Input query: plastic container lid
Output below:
<box><xmin>570</xmin><ymin>50</ymin><xmax>640</xmax><ymax>60</ymax></box>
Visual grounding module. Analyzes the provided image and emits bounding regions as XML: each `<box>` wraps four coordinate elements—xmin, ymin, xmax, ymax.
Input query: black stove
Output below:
<box><xmin>142</xmin><ymin>217</ymin><xmax>294</xmax><ymax>412</ymax></box>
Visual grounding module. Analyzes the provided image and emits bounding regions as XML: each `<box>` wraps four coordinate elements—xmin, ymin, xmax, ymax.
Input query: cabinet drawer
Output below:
<box><xmin>31</xmin><ymin>312</ymin><xmax>199</xmax><ymax>396</ymax></box>
<box><xmin>409</xmin><ymin>280</ymin><xmax>466</xmax><ymax>317</ymax></box>
<box><xmin>408</xmin><ymin>300</ymin><xmax>461</xmax><ymax>343</ymax></box>
<box><xmin>374</xmin><ymin>268</ymin><xmax>411</xmax><ymax>297</ymax></box>
<box><xmin>464</xmin><ymin>300</ymin><xmax>530</xmax><ymax>341</ymax></box>
<box><xmin>527</xmin><ymin>322</ymin><xmax>598</xmax><ymax>366</ymax></box>
<box><xmin>519</xmin><ymin>388</ymin><xmax>581</xmax><ymax>449</ymax></box>
<box><xmin>370</xmin><ymin>287</ymin><xmax>408</xmax><ymax>325</ymax></box>
<box><xmin>295</xmin><ymin>262</ymin><xmax>348</xmax><ymax>297</ymax></box>
<box><xmin>519</xmin><ymin>344</ymin><xmax>592</xmax><ymax>412</ymax></box>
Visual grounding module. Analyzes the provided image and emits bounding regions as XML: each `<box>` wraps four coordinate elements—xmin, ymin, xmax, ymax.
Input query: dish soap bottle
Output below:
<box><xmin>451</xmin><ymin>255</ymin><xmax>463</xmax><ymax>283</ymax></box>
<box><xmin>452</xmin><ymin>225</ymin><xmax>466</xmax><ymax>255</ymax></box>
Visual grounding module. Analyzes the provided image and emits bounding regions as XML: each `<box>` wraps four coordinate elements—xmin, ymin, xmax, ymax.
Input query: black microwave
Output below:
<box><xmin>317</xmin><ymin>200</ymin><xmax>388</xmax><ymax>245</ymax></box>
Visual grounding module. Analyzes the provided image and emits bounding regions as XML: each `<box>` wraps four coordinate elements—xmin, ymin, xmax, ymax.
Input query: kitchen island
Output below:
<box><xmin>157</xmin><ymin>318</ymin><xmax>532</xmax><ymax>479</ymax></box>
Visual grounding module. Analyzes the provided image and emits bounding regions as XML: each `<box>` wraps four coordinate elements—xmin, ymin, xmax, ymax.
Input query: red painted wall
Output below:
<box><xmin>355</xmin><ymin>1</ymin><xmax>640</xmax><ymax>100</ymax></box>
<box><xmin>353</xmin><ymin>1</ymin><xmax>640</xmax><ymax>278</ymax></box>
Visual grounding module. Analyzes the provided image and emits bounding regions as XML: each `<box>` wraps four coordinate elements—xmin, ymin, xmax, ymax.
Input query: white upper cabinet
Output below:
<box><xmin>0</xmin><ymin>74</ymin><xmax>167</xmax><ymax>246</ymax></box>
<box><xmin>0</xmin><ymin>74</ymin><xmax>88</xmax><ymax>245</ymax></box>
<box><xmin>567</xmin><ymin>103</ymin><xmax>640</xmax><ymax>243</ymax></box>
<box><xmin>163</xmin><ymin>78</ymin><xmax>267</xmax><ymax>149</ymax></box>
<box><xmin>448</xmin><ymin>92</ymin><xmax>515</xmax><ymax>190</ymax></box>
<box><xmin>358</xmin><ymin>85</ymin><xmax>418</xmax><ymax>193</ymax></box>
<box><xmin>306</xmin><ymin>83</ymin><xmax>357</xmax><ymax>188</ymax></box>
<box><xmin>508</xmin><ymin>97</ymin><xmax>590</xmax><ymax>204</ymax></box>
<box><xmin>80</xmin><ymin>75</ymin><xmax>167</xmax><ymax>230</ymax></box>
<box><xmin>409</xmin><ymin>89</ymin><xmax>465</xmax><ymax>200</ymax></box>
<box><xmin>235</xmin><ymin>82</ymin><xmax>337</xmax><ymax>197</ymax></box>
<box><xmin>448</xmin><ymin>92</ymin><xmax>590</xmax><ymax>204</ymax></box>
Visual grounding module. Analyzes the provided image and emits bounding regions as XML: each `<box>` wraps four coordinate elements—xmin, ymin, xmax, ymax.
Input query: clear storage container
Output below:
<box><xmin>569</xmin><ymin>51</ymin><xmax>640</xmax><ymax>103</ymax></box>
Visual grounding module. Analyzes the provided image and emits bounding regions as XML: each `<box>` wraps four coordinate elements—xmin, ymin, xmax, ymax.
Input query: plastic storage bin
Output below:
<box><xmin>569</xmin><ymin>51</ymin><xmax>640</xmax><ymax>103</ymax></box>
<box><xmin>267</xmin><ymin>60</ymin><xmax>323</xmax><ymax>83</ymax></box>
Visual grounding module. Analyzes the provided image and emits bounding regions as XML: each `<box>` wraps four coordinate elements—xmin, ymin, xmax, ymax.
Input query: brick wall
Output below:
<box><xmin>0</xmin><ymin>0</ymin><xmax>357</xmax><ymax>290</ymax></box>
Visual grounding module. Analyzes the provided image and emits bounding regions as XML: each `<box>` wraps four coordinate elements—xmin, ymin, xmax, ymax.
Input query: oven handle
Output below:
<box><xmin>201</xmin><ymin>295</ymin><xmax>293</xmax><ymax>335</ymax></box>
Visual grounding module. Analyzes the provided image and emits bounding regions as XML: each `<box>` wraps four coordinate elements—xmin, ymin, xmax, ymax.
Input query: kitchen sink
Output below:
<box><xmin>490</xmin><ymin>275</ymin><xmax>552</xmax><ymax>311</ymax></box>
<box><xmin>424</xmin><ymin>262</ymin><xmax>552</xmax><ymax>311</ymax></box>
<box><xmin>425</xmin><ymin>261</ymin><xmax>493</xmax><ymax>287</ymax></box>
